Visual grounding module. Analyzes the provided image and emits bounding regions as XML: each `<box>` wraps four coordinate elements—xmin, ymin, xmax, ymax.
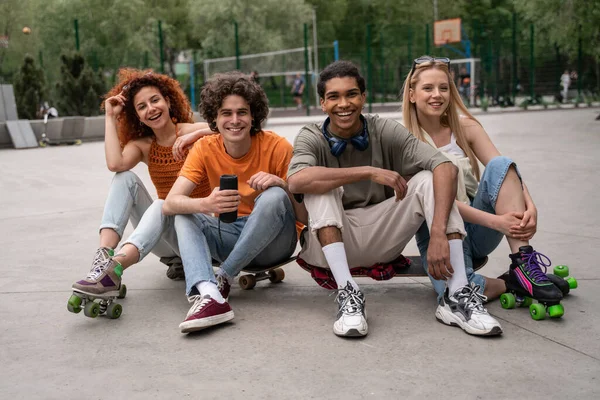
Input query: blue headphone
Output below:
<box><xmin>321</xmin><ymin>115</ymin><xmax>369</xmax><ymax>157</ymax></box>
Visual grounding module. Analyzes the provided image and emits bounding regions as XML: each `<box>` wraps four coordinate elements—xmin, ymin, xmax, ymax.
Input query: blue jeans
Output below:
<box><xmin>174</xmin><ymin>187</ymin><xmax>298</xmax><ymax>296</ymax></box>
<box><xmin>100</xmin><ymin>171</ymin><xmax>179</xmax><ymax>261</ymax></box>
<box><xmin>416</xmin><ymin>156</ymin><xmax>521</xmax><ymax>299</ymax></box>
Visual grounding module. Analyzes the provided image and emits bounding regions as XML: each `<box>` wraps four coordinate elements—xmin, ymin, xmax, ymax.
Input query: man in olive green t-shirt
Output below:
<box><xmin>287</xmin><ymin>60</ymin><xmax>502</xmax><ymax>339</ymax></box>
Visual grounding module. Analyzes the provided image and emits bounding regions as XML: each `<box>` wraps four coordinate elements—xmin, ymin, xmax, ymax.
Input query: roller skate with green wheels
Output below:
<box><xmin>67</xmin><ymin>247</ymin><xmax>126</xmax><ymax>319</ymax></box>
<box><xmin>499</xmin><ymin>246</ymin><xmax>564</xmax><ymax>321</ymax></box>
<box><xmin>551</xmin><ymin>265</ymin><xmax>578</xmax><ymax>295</ymax></box>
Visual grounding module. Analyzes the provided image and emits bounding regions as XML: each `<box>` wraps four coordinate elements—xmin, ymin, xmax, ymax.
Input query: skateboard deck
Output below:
<box><xmin>297</xmin><ymin>255</ymin><xmax>488</xmax><ymax>290</ymax></box>
<box><xmin>236</xmin><ymin>256</ymin><xmax>297</xmax><ymax>290</ymax></box>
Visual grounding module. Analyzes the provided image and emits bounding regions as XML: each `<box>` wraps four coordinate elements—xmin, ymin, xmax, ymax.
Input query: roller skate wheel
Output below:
<box><xmin>553</xmin><ymin>265</ymin><xmax>569</xmax><ymax>278</ymax></box>
<box><xmin>84</xmin><ymin>301</ymin><xmax>101</xmax><ymax>318</ymax></box>
<box><xmin>118</xmin><ymin>284</ymin><xmax>127</xmax><ymax>299</ymax></box>
<box><xmin>500</xmin><ymin>293</ymin><xmax>516</xmax><ymax>309</ymax></box>
<box><xmin>268</xmin><ymin>268</ymin><xmax>285</xmax><ymax>283</ymax></box>
<box><xmin>548</xmin><ymin>304</ymin><xmax>564</xmax><ymax>318</ymax></box>
<box><xmin>67</xmin><ymin>294</ymin><xmax>82</xmax><ymax>314</ymax></box>
<box><xmin>239</xmin><ymin>275</ymin><xmax>256</xmax><ymax>290</ymax></box>
<box><xmin>520</xmin><ymin>297</ymin><xmax>533</xmax><ymax>307</ymax></box>
<box><xmin>529</xmin><ymin>303</ymin><xmax>546</xmax><ymax>320</ymax></box>
<box><xmin>566</xmin><ymin>277</ymin><xmax>578</xmax><ymax>289</ymax></box>
<box><xmin>106</xmin><ymin>303</ymin><xmax>123</xmax><ymax>319</ymax></box>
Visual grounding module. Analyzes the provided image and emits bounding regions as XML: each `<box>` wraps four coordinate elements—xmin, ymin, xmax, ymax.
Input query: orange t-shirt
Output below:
<box><xmin>180</xmin><ymin>130</ymin><xmax>293</xmax><ymax>218</ymax></box>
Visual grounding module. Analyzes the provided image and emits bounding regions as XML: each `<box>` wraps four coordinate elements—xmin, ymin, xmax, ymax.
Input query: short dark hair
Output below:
<box><xmin>200</xmin><ymin>72</ymin><xmax>269</xmax><ymax>135</ymax></box>
<box><xmin>317</xmin><ymin>61</ymin><xmax>366</xmax><ymax>99</ymax></box>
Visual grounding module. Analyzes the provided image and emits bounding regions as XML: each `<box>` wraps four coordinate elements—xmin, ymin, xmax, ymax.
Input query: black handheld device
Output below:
<box><xmin>219</xmin><ymin>175</ymin><xmax>238</xmax><ymax>223</ymax></box>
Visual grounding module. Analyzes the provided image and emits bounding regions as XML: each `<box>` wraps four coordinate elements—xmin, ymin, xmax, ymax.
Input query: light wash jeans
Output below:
<box><xmin>174</xmin><ymin>187</ymin><xmax>298</xmax><ymax>296</ymax></box>
<box><xmin>100</xmin><ymin>171</ymin><xmax>179</xmax><ymax>261</ymax></box>
<box><xmin>416</xmin><ymin>156</ymin><xmax>521</xmax><ymax>300</ymax></box>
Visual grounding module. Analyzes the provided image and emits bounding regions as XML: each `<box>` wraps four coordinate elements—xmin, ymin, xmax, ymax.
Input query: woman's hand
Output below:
<box><xmin>172</xmin><ymin>134</ymin><xmax>197</xmax><ymax>161</ymax></box>
<box><xmin>509</xmin><ymin>205</ymin><xmax>537</xmax><ymax>241</ymax></box>
<box><xmin>105</xmin><ymin>92</ymin><xmax>126</xmax><ymax>118</ymax></box>
<box><xmin>494</xmin><ymin>212</ymin><xmax>524</xmax><ymax>237</ymax></box>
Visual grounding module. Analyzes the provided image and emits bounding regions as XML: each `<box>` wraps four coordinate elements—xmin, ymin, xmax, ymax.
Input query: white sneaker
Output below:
<box><xmin>333</xmin><ymin>282</ymin><xmax>368</xmax><ymax>337</ymax></box>
<box><xmin>436</xmin><ymin>283</ymin><xmax>503</xmax><ymax>336</ymax></box>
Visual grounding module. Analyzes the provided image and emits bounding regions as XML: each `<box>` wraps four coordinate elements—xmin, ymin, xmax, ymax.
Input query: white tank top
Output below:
<box><xmin>438</xmin><ymin>133</ymin><xmax>465</xmax><ymax>157</ymax></box>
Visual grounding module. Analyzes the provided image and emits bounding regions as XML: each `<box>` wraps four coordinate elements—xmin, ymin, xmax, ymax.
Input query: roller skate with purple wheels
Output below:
<box><xmin>499</xmin><ymin>246</ymin><xmax>564</xmax><ymax>321</ymax></box>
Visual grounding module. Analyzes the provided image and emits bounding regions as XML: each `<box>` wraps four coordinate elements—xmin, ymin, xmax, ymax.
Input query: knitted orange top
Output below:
<box><xmin>148</xmin><ymin>139</ymin><xmax>211</xmax><ymax>200</ymax></box>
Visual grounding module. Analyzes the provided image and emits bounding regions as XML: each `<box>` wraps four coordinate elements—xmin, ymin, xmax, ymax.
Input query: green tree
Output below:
<box><xmin>13</xmin><ymin>54</ymin><xmax>46</xmax><ymax>119</ymax></box>
<box><xmin>55</xmin><ymin>52</ymin><xmax>105</xmax><ymax>116</ymax></box>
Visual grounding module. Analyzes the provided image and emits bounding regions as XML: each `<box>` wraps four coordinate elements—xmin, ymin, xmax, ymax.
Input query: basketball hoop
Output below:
<box><xmin>434</xmin><ymin>18</ymin><xmax>461</xmax><ymax>47</ymax></box>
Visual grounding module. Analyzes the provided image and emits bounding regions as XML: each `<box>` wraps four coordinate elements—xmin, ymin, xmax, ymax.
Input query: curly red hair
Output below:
<box><xmin>101</xmin><ymin>68</ymin><xmax>193</xmax><ymax>146</ymax></box>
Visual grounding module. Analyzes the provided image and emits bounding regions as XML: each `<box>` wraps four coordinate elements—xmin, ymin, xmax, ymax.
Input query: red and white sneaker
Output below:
<box><xmin>179</xmin><ymin>295</ymin><xmax>234</xmax><ymax>333</ymax></box>
<box><xmin>216</xmin><ymin>274</ymin><xmax>231</xmax><ymax>301</ymax></box>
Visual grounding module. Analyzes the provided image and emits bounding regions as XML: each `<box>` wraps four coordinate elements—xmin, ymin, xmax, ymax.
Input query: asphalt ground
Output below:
<box><xmin>1</xmin><ymin>108</ymin><xmax>599</xmax><ymax>399</ymax></box>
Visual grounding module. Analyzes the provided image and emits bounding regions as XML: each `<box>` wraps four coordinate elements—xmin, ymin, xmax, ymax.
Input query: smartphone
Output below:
<box><xmin>219</xmin><ymin>175</ymin><xmax>238</xmax><ymax>223</ymax></box>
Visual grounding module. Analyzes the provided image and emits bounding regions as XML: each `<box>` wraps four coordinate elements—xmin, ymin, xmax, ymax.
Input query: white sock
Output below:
<box><xmin>322</xmin><ymin>242</ymin><xmax>359</xmax><ymax>290</ymax></box>
<box><xmin>216</xmin><ymin>268</ymin><xmax>232</xmax><ymax>282</ymax></box>
<box><xmin>447</xmin><ymin>239</ymin><xmax>469</xmax><ymax>295</ymax></box>
<box><xmin>196</xmin><ymin>281</ymin><xmax>225</xmax><ymax>303</ymax></box>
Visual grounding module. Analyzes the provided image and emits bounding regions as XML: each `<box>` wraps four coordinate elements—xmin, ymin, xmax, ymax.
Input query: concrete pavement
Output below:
<box><xmin>1</xmin><ymin>108</ymin><xmax>599</xmax><ymax>399</ymax></box>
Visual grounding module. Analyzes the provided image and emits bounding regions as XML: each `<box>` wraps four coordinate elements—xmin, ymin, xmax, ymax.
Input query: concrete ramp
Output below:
<box><xmin>0</xmin><ymin>84</ymin><xmax>19</xmax><ymax>122</ymax></box>
<box><xmin>6</xmin><ymin>120</ymin><xmax>38</xmax><ymax>148</ymax></box>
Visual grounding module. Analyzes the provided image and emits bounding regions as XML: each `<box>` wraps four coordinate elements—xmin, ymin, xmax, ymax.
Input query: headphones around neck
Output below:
<box><xmin>321</xmin><ymin>115</ymin><xmax>369</xmax><ymax>157</ymax></box>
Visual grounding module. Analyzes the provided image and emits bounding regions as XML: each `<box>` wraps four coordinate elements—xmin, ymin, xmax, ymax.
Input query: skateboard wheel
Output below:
<box><xmin>548</xmin><ymin>304</ymin><xmax>564</xmax><ymax>318</ymax></box>
<box><xmin>529</xmin><ymin>303</ymin><xmax>546</xmax><ymax>320</ymax></box>
<box><xmin>566</xmin><ymin>277</ymin><xmax>578</xmax><ymax>289</ymax></box>
<box><xmin>84</xmin><ymin>301</ymin><xmax>101</xmax><ymax>318</ymax></box>
<box><xmin>553</xmin><ymin>265</ymin><xmax>569</xmax><ymax>278</ymax></box>
<box><xmin>520</xmin><ymin>297</ymin><xmax>533</xmax><ymax>307</ymax></box>
<box><xmin>239</xmin><ymin>275</ymin><xmax>256</xmax><ymax>290</ymax></box>
<box><xmin>67</xmin><ymin>294</ymin><xmax>82</xmax><ymax>314</ymax></box>
<box><xmin>106</xmin><ymin>303</ymin><xmax>122</xmax><ymax>319</ymax></box>
<box><xmin>118</xmin><ymin>284</ymin><xmax>127</xmax><ymax>299</ymax></box>
<box><xmin>268</xmin><ymin>268</ymin><xmax>285</xmax><ymax>283</ymax></box>
<box><xmin>500</xmin><ymin>293</ymin><xmax>516</xmax><ymax>309</ymax></box>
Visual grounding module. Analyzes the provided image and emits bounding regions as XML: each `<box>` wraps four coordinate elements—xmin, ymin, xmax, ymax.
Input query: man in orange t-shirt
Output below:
<box><xmin>164</xmin><ymin>72</ymin><xmax>306</xmax><ymax>333</ymax></box>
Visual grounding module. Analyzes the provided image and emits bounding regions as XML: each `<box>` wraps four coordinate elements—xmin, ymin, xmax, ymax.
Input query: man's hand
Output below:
<box><xmin>172</xmin><ymin>134</ymin><xmax>196</xmax><ymax>161</ymax></box>
<box><xmin>427</xmin><ymin>232</ymin><xmax>453</xmax><ymax>280</ymax></box>
<box><xmin>203</xmin><ymin>187</ymin><xmax>241</xmax><ymax>215</ymax></box>
<box><xmin>248</xmin><ymin>172</ymin><xmax>286</xmax><ymax>191</ymax></box>
<box><xmin>369</xmin><ymin>167</ymin><xmax>408</xmax><ymax>201</ymax></box>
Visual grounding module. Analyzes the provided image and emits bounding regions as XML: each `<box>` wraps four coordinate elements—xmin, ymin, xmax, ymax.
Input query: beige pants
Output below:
<box><xmin>300</xmin><ymin>170</ymin><xmax>466</xmax><ymax>268</ymax></box>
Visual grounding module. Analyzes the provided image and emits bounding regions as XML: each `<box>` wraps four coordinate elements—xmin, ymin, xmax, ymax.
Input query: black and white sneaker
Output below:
<box><xmin>436</xmin><ymin>283</ymin><xmax>503</xmax><ymax>336</ymax></box>
<box><xmin>333</xmin><ymin>281</ymin><xmax>368</xmax><ymax>337</ymax></box>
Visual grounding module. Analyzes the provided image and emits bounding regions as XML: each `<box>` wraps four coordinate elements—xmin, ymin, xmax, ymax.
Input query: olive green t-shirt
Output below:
<box><xmin>287</xmin><ymin>114</ymin><xmax>450</xmax><ymax>209</ymax></box>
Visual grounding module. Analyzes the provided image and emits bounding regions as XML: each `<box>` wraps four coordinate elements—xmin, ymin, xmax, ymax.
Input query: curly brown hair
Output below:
<box><xmin>200</xmin><ymin>72</ymin><xmax>269</xmax><ymax>135</ymax></box>
<box><xmin>101</xmin><ymin>68</ymin><xmax>193</xmax><ymax>145</ymax></box>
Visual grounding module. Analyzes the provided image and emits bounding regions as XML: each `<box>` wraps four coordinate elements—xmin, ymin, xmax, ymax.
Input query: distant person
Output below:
<box><xmin>250</xmin><ymin>70</ymin><xmax>260</xmax><ymax>84</ymax></box>
<box><xmin>39</xmin><ymin>101</ymin><xmax>58</xmax><ymax>122</ymax></box>
<box><xmin>560</xmin><ymin>70</ymin><xmax>571</xmax><ymax>103</ymax></box>
<box><xmin>71</xmin><ymin>69</ymin><xmax>214</xmax><ymax>303</ymax></box>
<box><xmin>458</xmin><ymin>67</ymin><xmax>471</xmax><ymax>106</ymax></box>
<box><xmin>291</xmin><ymin>73</ymin><xmax>305</xmax><ymax>109</ymax></box>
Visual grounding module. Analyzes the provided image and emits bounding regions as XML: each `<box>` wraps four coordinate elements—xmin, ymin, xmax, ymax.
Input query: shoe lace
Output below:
<box><xmin>187</xmin><ymin>295</ymin><xmax>211</xmax><ymax>317</ymax></box>
<box><xmin>456</xmin><ymin>284</ymin><xmax>487</xmax><ymax>313</ymax></box>
<box><xmin>522</xmin><ymin>251</ymin><xmax>552</xmax><ymax>283</ymax></box>
<box><xmin>334</xmin><ymin>287</ymin><xmax>365</xmax><ymax>316</ymax></box>
<box><xmin>86</xmin><ymin>249</ymin><xmax>112</xmax><ymax>280</ymax></box>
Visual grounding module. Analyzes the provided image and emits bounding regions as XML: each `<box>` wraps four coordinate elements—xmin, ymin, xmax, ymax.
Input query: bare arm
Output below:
<box><xmin>103</xmin><ymin>92</ymin><xmax>144</xmax><ymax>171</ymax></box>
<box><xmin>163</xmin><ymin>176</ymin><xmax>240</xmax><ymax>217</ymax></box>
<box><xmin>427</xmin><ymin>162</ymin><xmax>458</xmax><ymax>280</ymax></box>
<box><xmin>288</xmin><ymin>166</ymin><xmax>408</xmax><ymax>200</ymax></box>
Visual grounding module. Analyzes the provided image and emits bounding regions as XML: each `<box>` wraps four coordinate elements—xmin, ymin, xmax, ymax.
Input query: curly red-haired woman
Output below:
<box><xmin>70</xmin><ymin>69</ymin><xmax>213</xmax><ymax>308</ymax></box>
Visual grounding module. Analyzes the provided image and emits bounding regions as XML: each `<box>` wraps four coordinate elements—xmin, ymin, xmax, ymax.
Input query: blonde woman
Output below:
<box><xmin>401</xmin><ymin>56</ymin><xmax>562</xmax><ymax>305</ymax></box>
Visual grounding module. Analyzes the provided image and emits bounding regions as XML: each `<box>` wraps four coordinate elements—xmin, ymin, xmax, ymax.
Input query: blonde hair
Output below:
<box><xmin>401</xmin><ymin>59</ymin><xmax>480</xmax><ymax>179</ymax></box>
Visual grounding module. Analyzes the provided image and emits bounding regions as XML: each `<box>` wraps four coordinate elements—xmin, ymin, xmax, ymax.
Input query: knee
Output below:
<box><xmin>408</xmin><ymin>170</ymin><xmax>433</xmax><ymax>192</ymax></box>
<box><xmin>174</xmin><ymin>214</ymin><xmax>195</xmax><ymax>231</ymax></box>
<box><xmin>112</xmin><ymin>170</ymin><xmax>139</xmax><ymax>186</ymax></box>
<box><xmin>485</xmin><ymin>156</ymin><xmax>515</xmax><ymax>177</ymax></box>
<box><xmin>255</xmin><ymin>187</ymin><xmax>290</xmax><ymax>212</ymax></box>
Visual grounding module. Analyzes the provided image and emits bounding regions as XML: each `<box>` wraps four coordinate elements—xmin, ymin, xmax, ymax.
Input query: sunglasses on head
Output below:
<box><xmin>411</xmin><ymin>56</ymin><xmax>450</xmax><ymax>71</ymax></box>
